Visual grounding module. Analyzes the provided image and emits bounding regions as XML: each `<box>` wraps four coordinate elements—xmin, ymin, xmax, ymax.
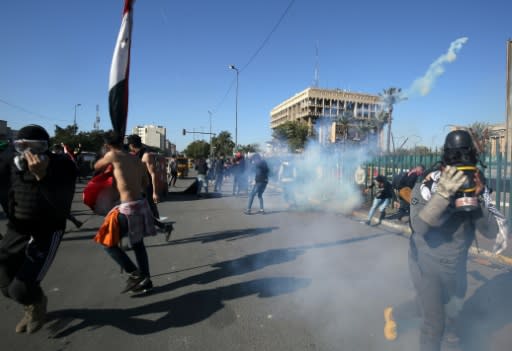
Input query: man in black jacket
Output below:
<box><xmin>0</xmin><ymin>125</ymin><xmax>77</xmax><ymax>334</ymax></box>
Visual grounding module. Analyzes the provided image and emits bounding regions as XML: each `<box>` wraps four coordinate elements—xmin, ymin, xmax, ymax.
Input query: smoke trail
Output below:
<box><xmin>405</xmin><ymin>37</ymin><xmax>468</xmax><ymax>97</ymax></box>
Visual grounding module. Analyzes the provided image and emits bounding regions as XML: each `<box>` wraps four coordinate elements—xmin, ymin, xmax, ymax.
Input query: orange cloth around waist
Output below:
<box><xmin>94</xmin><ymin>207</ymin><xmax>120</xmax><ymax>247</ymax></box>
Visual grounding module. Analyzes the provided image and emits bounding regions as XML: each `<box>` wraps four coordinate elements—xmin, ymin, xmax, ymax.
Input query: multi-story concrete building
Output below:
<box><xmin>132</xmin><ymin>125</ymin><xmax>166</xmax><ymax>150</ymax></box>
<box><xmin>270</xmin><ymin>87</ymin><xmax>384</xmax><ymax>144</ymax></box>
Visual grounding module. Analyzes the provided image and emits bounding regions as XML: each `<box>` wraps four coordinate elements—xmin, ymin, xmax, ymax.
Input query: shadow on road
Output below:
<box><xmin>458</xmin><ymin>271</ymin><xmax>512</xmax><ymax>351</ymax></box>
<box><xmin>155</xmin><ymin>226</ymin><xmax>280</xmax><ymax>246</ymax></box>
<box><xmin>61</xmin><ymin>232</ymin><xmax>96</xmax><ymax>242</ymax></box>
<box><xmin>46</xmin><ymin>232</ymin><xmax>386</xmax><ymax>338</ymax></box>
<box><xmin>151</xmin><ymin>233</ymin><xmax>387</xmax><ymax>295</ymax></box>
<box><xmin>47</xmin><ymin>276</ymin><xmax>311</xmax><ymax>337</ymax></box>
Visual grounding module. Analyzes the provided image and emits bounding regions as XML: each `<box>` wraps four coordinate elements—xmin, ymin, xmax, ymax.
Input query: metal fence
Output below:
<box><xmin>364</xmin><ymin>140</ymin><xmax>512</xmax><ymax>222</ymax></box>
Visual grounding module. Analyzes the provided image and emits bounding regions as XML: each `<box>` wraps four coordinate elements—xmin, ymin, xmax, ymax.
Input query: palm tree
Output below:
<box><xmin>336</xmin><ymin>110</ymin><xmax>352</xmax><ymax>143</ymax></box>
<box><xmin>379</xmin><ymin>87</ymin><xmax>405</xmax><ymax>153</ymax></box>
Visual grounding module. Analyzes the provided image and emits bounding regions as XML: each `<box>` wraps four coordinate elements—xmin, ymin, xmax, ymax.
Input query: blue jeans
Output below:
<box><xmin>197</xmin><ymin>174</ymin><xmax>208</xmax><ymax>194</ymax></box>
<box><xmin>104</xmin><ymin>213</ymin><xmax>150</xmax><ymax>277</ymax></box>
<box><xmin>367</xmin><ymin>197</ymin><xmax>390</xmax><ymax>221</ymax></box>
<box><xmin>247</xmin><ymin>182</ymin><xmax>267</xmax><ymax>210</ymax></box>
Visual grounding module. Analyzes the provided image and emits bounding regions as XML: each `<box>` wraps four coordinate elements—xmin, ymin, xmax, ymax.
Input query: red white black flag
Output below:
<box><xmin>108</xmin><ymin>0</ymin><xmax>134</xmax><ymax>138</ymax></box>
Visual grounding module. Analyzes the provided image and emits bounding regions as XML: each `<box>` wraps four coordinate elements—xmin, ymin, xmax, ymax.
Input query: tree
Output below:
<box><xmin>336</xmin><ymin>112</ymin><xmax>352</xmax><ymax>142</ymax></box>
<box><xmin>379</xmin><ymin>87</ymin><xmax>405</xmax><ymax>154</ymax></box>
<box><xmin>272</xmin><ymin>121</ymin><xmax>309</xmax><ymax>152</ymax></box>
<box><xmin>51</xmin><ymin>125</ymin><xmax>106</xmax><ymax>154</ymax></box>
<box><xmin>238</xmin><ymin>143</ymin><xmax>260</xmax><ymax>154</ymax></box>
<box><xmin>211</xmin><ymin>131</ymin><xmax>235</xmax><ymax>157</ymax></box>
<box><xmin>467</xmin><ymin>122</ymin><xmax>490</xmax><ymax>154</ymax></box>
<box><xmin>184</xmin><ymin>140</ymin><xmax>210</xmax><ymax>159</ymax></box>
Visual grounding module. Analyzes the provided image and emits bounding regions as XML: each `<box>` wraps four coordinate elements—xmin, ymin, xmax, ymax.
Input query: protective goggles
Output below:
<box><xmin>13</xmin><ymin>139</ymin><xmax>49</xmax><ymax>154</ymax></box>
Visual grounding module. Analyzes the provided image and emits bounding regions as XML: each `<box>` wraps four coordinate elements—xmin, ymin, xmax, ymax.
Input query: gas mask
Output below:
<box><xmin>13</xmin><ymin>139</ymin><xmax>48</xmax><ymax>171</ymax></box>
<box><xmin>452</xmin><ymin>164</ymin><xmax>478</xmax><ymax>212</ymax></box>
<box><xmin>442</xmin><ymin>130</ymin><xmax>479</xmax><ymax>212</ymax></box>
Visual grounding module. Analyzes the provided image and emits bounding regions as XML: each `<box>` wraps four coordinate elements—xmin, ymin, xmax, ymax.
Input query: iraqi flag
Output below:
<box><xmin>108</xmin><ymin>0</ymin><xmax>134</xmax><ymax>138</ymax></box>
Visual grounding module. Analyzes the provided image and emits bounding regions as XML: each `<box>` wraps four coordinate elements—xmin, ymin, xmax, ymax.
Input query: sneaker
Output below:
<box><xmin>384</xmin><ymin>306</ymin><xmax>397</xmax><ymax>341</ymax></box>
<box><xmin>259</xmin><ymin>209</ymin><xmax>265</xmax><ymax>214</ymax></box>
<box><xmin>131</xmin><ymin>278</ymin><xmax>154</xmax><ymax>294</ymax></box>
<box><xmin>243</xmin><ymin>209</ymin><xmax>251</xmax><ymax>215</ymax></box>
<box><xmin>121</xmin><ymin>272</ymin><xmax>145</xmax><ymax>294</ymax></box>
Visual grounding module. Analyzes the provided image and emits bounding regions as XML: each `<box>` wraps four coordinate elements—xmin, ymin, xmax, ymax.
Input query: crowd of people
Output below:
<box><xmin>0</xmin><ymin>125</ymin><xmax>508</xmax><ymax>351</ymax></box>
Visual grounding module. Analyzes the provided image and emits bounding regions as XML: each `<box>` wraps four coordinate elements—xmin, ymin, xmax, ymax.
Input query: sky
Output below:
<box><xmin>1</xmin><ymin>0</ymin><xmax>511</xmax><ymax>152</ymax></box>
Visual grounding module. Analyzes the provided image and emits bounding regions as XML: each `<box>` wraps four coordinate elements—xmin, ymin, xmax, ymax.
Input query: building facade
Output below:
<box><xmin>132</xmin><ymin>125</ymin><xmax>166</xmax><ymax>150</ymax></box>
<box><xmin>488</xmin><ymin>123</ymin><xmax>506</xmax><ymax>157</ymax></box>
<box><xmin>270</xmin><ymin>87</ymin><xmax>384</xmax><ymax>145</ymax></box>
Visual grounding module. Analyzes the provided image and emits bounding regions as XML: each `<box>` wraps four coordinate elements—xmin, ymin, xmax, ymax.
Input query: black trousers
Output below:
<box><xmin>0</xmin><ymin>224</ymin><xmax>63</xmax><ymax>305</ymax></box>
<box><xmin>145</xmin><ymin>185</ymin><xmax>160</xmax><ymax>219</ymax></box>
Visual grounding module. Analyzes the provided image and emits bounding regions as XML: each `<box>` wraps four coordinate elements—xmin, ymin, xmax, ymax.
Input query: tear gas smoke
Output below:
<box><xmin>405</xmin><ymin>37</ymin><xmax>469</xmax><ymax>98</ymax></box>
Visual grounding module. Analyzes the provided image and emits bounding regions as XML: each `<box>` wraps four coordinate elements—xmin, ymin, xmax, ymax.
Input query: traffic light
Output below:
<box><xmin>182</xmin><ymin>129</ymin><xmax>186</xmax><ymax>136</ymax></box>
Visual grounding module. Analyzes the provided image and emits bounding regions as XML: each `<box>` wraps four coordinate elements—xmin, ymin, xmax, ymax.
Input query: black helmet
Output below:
<box><xmin>442</xmin><ymin>129</ymin><xmax>478</xmax><ymax>165</ymax></box>
<box><xmin>443</xmin><ymin>130</ymin><xmax>475</xmax><ymax>151</ymax></box>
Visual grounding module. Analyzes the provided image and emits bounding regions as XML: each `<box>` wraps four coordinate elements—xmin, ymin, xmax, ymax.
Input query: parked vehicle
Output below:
<box><xmin>177</xmin><ymin>157</ymin><xmax>189</xmax><ymax>178</ymax></box>
<box><xmin>77</xmin><ymin>151</ymin><xmax>98</xmax><ymax>179</ymax></box>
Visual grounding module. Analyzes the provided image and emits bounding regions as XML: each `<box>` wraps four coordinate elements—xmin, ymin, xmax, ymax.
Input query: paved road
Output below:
<box><xmin>1</xmin><ymin>176</ymin><xmax>511</xmax><ymax>351</ymax></box>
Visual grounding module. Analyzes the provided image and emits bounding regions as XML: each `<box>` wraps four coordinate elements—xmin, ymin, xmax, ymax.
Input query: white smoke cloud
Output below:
<box><xmin>404</xmin><ymin>37</ymin><xmax>469</xmax><ymax>98</ymax></box>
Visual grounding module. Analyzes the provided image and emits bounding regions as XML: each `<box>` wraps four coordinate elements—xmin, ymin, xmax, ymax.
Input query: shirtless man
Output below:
<box><xmin>126</xmin><ymin>134</ymin><xmax>160</xmax><ymax>218</ymax></box>
<box><xmin>94</xmin><ymin>131</ymin><xmax>156</xmax><ymax>294</ymax></box>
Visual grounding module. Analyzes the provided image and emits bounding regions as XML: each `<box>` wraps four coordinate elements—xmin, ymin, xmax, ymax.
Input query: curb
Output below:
<box><xmin>352</xmin><ymin>210</ymin><xmax>512</xmax><ymax>268</ymax></box>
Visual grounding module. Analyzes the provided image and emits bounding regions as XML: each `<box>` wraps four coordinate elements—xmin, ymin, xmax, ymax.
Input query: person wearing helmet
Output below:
<box><xmin>0</xmin><ymin>125</ymin><xmax>77</xmax><ymax>334</ymax></box>
<box><xmin>383</xmin><ymin>129</ymin><xmax>505</xmax><ymax>351</ymax></box>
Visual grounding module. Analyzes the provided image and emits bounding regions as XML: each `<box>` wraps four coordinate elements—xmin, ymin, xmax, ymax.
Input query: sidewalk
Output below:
<box><xmin>351</xmin><ymin>204</ymin><xmax>512</xmax><ymax>267</ymax></box>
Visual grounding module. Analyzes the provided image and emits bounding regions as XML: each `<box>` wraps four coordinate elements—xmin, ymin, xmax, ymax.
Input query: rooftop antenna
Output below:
<box><xmin>313</xmin><ymin>40</ymin><xmax>319</xmax><ymax>87</ymax></box>
<box><xmin>94</xmin><ymin>104</ymin><xmax>100</xmax><ymax>130</ymax></box>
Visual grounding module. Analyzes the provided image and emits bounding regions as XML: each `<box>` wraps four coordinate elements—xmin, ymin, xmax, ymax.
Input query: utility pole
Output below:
<box><xmin>208</xmin><ymin>110</ymin><xmax>213</xmax><ymax>158</ymax></box>
<box><xmin>506</xmin><ymin>39</ymin><xmax>512</xmax><ymax>161</ymax></box>
<box><xmin>73</xmin><ymin>103</ymin><xmax>81</xmax><ymax>135</ymax></box>
<box><xmin>229</xmin><ymin>65</ymin><xmax>239</xmax><ymax>149</ymax></box>
<box><xmin>94</xmin><ymin>104</ymin><xmax>100</xmax><ymax>130</ymax></box>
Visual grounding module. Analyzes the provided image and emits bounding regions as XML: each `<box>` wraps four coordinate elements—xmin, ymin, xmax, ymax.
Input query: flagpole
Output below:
<box><xmin>507</xmin><ymin>39</ymin><xmax>512</xmax><ymax>162</ymax></box>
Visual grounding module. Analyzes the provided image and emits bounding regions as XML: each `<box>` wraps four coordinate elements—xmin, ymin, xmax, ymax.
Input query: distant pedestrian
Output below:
<box><xmin>365</xmin><ymin>175</ymin><xmax>393</xmax><ymax>225</ymax></box>
<box><xmin>195</xmin><ymin>158</ymin><xmax>209</xmax><ymax>195</ymax></box>
<box><xmin>168</xmin><ymin>156</ymin><xmax>178</xmax><ymax>187</ymax></box>
<box><xmin>278</xmin><ymin>158</ymin><xmax>297</xmax><ymax>209</ymax></box>
<box><xmin>214</xmin><ymin>156</ymin><xmax>225</xmax><ymax>192</ymax></box>
<box><xmin>232</xmin><ymin>153</ymin><xmax>244</xmax><ymax>196</ymax></box>
<box><xmin>244</xmin><ymin>153</ymin><xmax>269</xmax><ymax>214</ymax></box>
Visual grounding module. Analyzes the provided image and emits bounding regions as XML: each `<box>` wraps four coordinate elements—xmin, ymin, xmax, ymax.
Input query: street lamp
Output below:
<box><xmin>208</xmin><ymin>110</ymin><xmax>213</xmax><ymax>158</ymax></box>
<box><xmin>229</xmin><ymin>64</ymin><xmax>239</xmax><ymax>149</ymax></box>
<box><xmin>73</xmin><ymin>103</ymin><xmax>81</xmax><ymax>134</ymax></box>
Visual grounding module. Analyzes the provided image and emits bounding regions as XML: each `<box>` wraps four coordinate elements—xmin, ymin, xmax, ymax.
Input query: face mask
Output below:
<box><xmin>13</xmin><ymin>139</ymin><xmax>48</xmax><ymax>171</ymax></box>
